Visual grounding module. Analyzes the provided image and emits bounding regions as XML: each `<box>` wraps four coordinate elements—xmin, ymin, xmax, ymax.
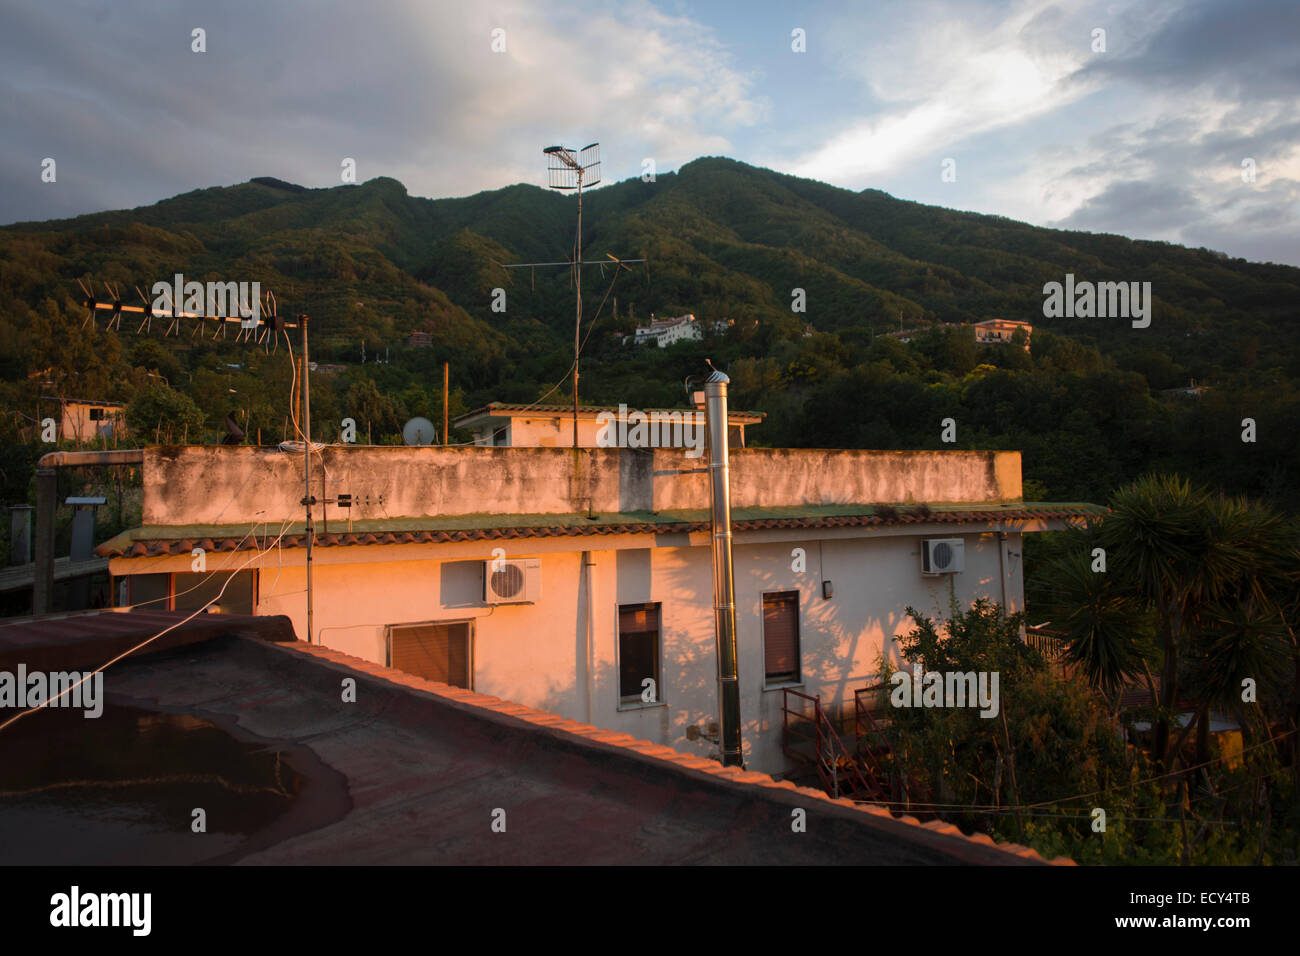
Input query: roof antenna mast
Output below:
<box><xmin>543</xmin><ymin>143</ymin><xmax>600</xmax><ymax>447</ymax></box>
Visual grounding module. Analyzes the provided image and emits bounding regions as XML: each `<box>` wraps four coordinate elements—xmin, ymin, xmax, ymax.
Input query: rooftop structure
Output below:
<box><xmin>41</xmin><ymin>397</ymin><xmax>126</xmax><ymax>443</ymax></box>
<box><xmin>453</xmin><ymin>402</ymin><xmax>763</xmax><ymax>449</ymax></box>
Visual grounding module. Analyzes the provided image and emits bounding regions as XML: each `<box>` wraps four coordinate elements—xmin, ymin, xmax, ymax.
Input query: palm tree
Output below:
<box><xmin>1032</xmin><ymin>526</ymin><xmax>1152</xmax><ymax>698</ymax></box>
<box><xmin>1043</xmin><ymin>474</ymin><xmax>1297</xmax><ymax>774</ymax></box>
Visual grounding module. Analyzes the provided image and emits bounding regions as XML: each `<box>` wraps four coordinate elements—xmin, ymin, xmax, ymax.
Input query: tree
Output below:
<box><xmin>1041</xmin><ymin>475</ymin><xmax>1298</xmax><ymax>774</ymax></box>
<box><xmin>126</xmin><ymin>383</ymin><xmax>205</xmax><ymax>443</ymax></box>
<box><xmin>880</xmin><ymin>599</ymin><xmax>1138</xmax><ymax>855</ymax></box>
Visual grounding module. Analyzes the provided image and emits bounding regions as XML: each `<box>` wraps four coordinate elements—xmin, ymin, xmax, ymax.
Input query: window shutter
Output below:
<box><xmin>390</xmin><ymin>623</ymin><xmax>470</xmax><ymax>688</ymax></box>
<box><xmin>763</xmin><ymin>592</ymin><xmax>799</xmax><ymax>681</ymax></box>
<box><xmin>619</xmin><ymin>604</ymin><xmax>659</xmax><ymax>634</ymax></box>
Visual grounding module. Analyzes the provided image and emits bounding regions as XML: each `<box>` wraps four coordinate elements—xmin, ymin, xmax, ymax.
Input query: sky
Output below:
<box><xmin>3</xmin><ymin>0</ymin><xmax>1298</xmax><ymax>265</ymax></box>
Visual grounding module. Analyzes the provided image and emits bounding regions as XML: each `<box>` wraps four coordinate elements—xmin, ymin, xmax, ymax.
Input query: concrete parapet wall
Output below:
<box><xmin>142</xmin><ymin>445</ymin><xmax>1021</xmax><ymax>527</ymax></box>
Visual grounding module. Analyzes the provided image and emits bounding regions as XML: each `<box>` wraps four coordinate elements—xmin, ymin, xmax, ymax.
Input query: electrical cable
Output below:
<box><xmin>0</xmin><ymin>513</ymin><xmax>300</xmax><ymax>734</ymax></box>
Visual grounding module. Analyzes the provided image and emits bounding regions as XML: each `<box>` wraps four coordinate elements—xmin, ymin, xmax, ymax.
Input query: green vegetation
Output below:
<box><xmin>883</xmin><ymin>590</ymin><xmax>1297</xmax><ymax>864</ymax></box>
<box><xmin>1</xmin><ymin>157</ymin><xmax>1296</xmax><ymax>513</ymax></box>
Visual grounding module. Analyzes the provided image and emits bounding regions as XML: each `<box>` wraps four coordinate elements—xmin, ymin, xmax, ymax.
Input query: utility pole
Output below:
<box><xmin>574</xmin><ymin>181</ymin><xmax>582</xmax><ymax>447</ymax></box>
<box><xmin>442</xmin><ymin>361</ymin><xmax>449</xmax><ymax>446</ymax></box>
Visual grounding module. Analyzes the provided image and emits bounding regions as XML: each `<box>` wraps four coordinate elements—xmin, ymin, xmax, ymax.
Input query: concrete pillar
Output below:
<box><xmin>9</xmin><ymin>504</ymin><xmax>32</xmax><ymax>566</ymax></box>
<box><xmin>33</xmin><ymin>469</ymin><xmax>56</xmax><ymax>614</ymax></box>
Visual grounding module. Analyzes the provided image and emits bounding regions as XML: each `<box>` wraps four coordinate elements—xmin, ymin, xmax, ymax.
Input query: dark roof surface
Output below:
<box><xmin>2</xmin><ymin>628</ymin><xmax>1063</xmax><ymax>865</ymax></box>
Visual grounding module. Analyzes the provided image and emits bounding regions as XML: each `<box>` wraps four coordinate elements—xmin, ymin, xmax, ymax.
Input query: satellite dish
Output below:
<box><xmin>403</xmin><ymin>417</ymin><xmax>436</xmax><ymax>446</ymax></box>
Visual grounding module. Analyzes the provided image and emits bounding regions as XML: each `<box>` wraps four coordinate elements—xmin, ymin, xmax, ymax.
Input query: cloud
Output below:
<box><xmin>779</xmin><ymin>0</ymin><xmax>1101</xmax><ymax>184</ymax></box>
<box><xmin>0</xmin><ymin>0</ymin><xmax>766</xmax><ymax>224</ymax></box>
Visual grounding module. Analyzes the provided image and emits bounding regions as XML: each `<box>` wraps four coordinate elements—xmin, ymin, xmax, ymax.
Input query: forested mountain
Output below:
<box><xmin>2</xmin><ymin>157</ymin><xmax>1297</xmax><ymax>509</ymax></box>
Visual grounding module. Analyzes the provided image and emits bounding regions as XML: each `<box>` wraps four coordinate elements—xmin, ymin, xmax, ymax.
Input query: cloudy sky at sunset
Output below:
<box><xmin>4</xmin><ymin>0</ymin><xmax>1297</xmax><ymax>264</ymax></box>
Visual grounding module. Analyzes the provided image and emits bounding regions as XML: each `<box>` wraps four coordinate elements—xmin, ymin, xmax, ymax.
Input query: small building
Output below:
<box><xmin>974</xmin><ymin>319</ymin><xmax>1032</xmax><ymax>348</ymax></box>
<box><xmin>406</xmin><ymin>331</ymin><xmax>433</xmax><ymax>348</ymax></box>
<box><xmin>453</xmin><ymin>402</ymin><xmax>763</xmax><ymax>449</ymax></box>
<box><xmin>47</xmin><ymin>398</ymin><xmax>126</xmax><ymax>442</ymax></box>
<box><xmin>632</xmin><ymin>313</ymin><xmax>702</xmax><ymax>347</ymax></box>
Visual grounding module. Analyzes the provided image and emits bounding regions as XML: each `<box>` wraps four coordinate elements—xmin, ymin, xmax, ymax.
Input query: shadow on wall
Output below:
<box><xmin>517</xmin><ymin>541</ymin><xmax>964</xmax><ymax>768</ymax></box>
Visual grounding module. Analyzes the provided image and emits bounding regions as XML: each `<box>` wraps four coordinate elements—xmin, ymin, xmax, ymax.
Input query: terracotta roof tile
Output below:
<box><xmin>99</xmin><ymin>504</ymin><xmax>1100</xmax><ymax>557</ymax></box>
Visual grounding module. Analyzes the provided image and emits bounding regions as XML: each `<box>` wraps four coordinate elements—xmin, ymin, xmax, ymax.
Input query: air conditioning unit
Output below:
<box><xmin>921</xmin><ymin>538</ymin><xmax>964</xmax><ymax>575</ymax></box>
<box><xmin>483</xmin><ymin>557</ymin><xmax>541</xmax><ymax>604</ymax></box>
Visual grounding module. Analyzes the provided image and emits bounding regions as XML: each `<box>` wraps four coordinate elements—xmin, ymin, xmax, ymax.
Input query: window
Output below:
<box><xmin>124</xmin><ymin>573</ymin><xmax>169</xmax><ymax>610</ymax></box>
<box><xmin>89</xmin><ymin>407</ymin><xmax>105</xmax><ymax>421</ymax></box>
<box><xmin>173</xmin><ymin>570</ymin><xmax>256</xmax><ymax>615</ymax></box>
<box><xmin>618</xmin><ymin>603</ymin><xmax>661</xmax><ymax>705</ymax></box>
<box><xmin>387</xmin><ymin>621</ymin><xmax>472</xmax><ymax>688</ymax></box>
<box><xmin>763</xmin><ymin>591</ymin><xmax>800</xmax><ymax>685</ymax></box>
<box><xmin>120</xmin><ymin>571</ymin><xmax>256</xmax><ymax>614</ymax></box>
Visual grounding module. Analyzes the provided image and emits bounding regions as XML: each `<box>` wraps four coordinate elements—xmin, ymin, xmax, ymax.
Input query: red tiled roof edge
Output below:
<box><xmin>276</xmin><ymin>639</ymin><xmax>1074</xmax><ymax>865</ymax></box>
<box><xmin>100</xmin><ymin>506</ymin><xmax>1098</xmax><ymax>557</ymax></box>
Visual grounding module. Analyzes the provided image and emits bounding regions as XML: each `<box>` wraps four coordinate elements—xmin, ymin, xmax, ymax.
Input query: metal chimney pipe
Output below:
<box><xmin>701</xmin><ymin>365</ymin><xmax>744</xmax><ymax>767</ymax></box>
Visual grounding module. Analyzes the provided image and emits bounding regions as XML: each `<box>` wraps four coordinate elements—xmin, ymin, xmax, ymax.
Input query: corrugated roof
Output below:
<box><xmin>98</xmin><ymin>502</ymin><xmax>1101</xmax><ymax>558</ymax></box>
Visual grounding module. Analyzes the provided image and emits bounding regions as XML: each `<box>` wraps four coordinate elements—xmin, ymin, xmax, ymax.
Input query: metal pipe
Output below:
<box><xmin>703</xmin><ymin>367</ymin><xmax>743</xmax><ymax>767</ymax></box>
<box><xmin>301</xmin><ymin>315</ymin><xmax>314</xmax><ymax>645</ymax></box>
<box><xmin>572</xmin><ymin>170</ymin><xmax>583</xmax><ymax>449</ymax></box>
<box><xmin>33</xmin><ymin>449</ymin><xmax>144</xmax><ymax>615</ymax></box>
<box><xmin>582</xmin><ymin>550</ymin><xmax>595</xmax><ymax>724</ymax></box>
<box><xmin>38</xmin><ymin>449</ymin><xmax>143</xmax><ymax>469</ymax></box>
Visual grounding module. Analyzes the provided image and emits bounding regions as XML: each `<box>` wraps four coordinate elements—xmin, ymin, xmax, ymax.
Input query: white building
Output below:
<box><xmin>47</xmin><ymin>398</ymin><xmax>126</xmax><ymax>442</ymax></box>
<box><xmin>100</xmin><ymin>441</ymin><xmax>1095</xmax><ymax>778</ymax></box>
<box><xmin>632</xmin><ymin>313</ymin><xmax>703</xmax><ymax>347</ymax></box>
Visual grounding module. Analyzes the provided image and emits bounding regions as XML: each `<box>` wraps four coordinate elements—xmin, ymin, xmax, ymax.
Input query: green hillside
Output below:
<box><xmin>2</xmin><ymin>156</ymin><xmax>1297</xmax><ymax>509</ymax></box>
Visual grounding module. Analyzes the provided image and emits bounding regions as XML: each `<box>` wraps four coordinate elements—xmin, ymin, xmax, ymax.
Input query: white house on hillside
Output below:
<box><xmin>632</xmin><ymin>313</ymin><xmax>702</xmax><ymax>347</ymax></box>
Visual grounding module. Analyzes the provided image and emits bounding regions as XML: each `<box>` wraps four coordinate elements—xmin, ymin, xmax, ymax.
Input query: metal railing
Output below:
<box><xmin>782</xmin><ymin>688</ymin><xmax>879</xmax><ymax>800</ymax></box>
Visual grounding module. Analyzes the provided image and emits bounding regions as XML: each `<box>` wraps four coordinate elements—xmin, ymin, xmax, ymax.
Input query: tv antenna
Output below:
<box><xmin>72</xmin><ymin>276</ymin><xmax>320</xmax><ymax>647</ymax></box>
<box><xmin>501</xmin><ymin>144</ymin><xmax>647</xmax><ymax>447</ymax></box>
<box><xmin>544</xmin><ymin>143</ymin><xmax>599</xmax><ymax>448</ymax></box>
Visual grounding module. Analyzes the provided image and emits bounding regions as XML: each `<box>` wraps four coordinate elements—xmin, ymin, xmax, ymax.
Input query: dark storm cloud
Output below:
<box><xmin>1047</xmin><ymin>0</ymin><xmax>1300</xmax><ymax>264</ymax></box>
<box><xmin>1078</xmin><ymin>0</ymin><xmax>1300</xmax><ymax>100</ymax></box>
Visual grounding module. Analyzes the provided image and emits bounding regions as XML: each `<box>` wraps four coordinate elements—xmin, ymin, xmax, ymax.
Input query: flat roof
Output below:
<box><xmin>40</xmin><ymin>397</ymin><xmax>126</xmax><ymax>407</ymax></box>
<box><xmin>454</xmin><ymin>402</ymin><xmax>765</xmax><ymax>427</ymax></box>
<box><xmin>0</xmin><ymin>624</ymin><xmax>1065</xmax><ymax>864</ymax></box>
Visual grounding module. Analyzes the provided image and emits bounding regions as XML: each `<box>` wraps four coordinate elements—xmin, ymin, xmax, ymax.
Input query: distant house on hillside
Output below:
<box><xmin>632</xmin><ymin>313</ymin><xmax>702</xmax><ymax>347</ymax></box>
<box><xmin>406</xmin><ymin>331</ymin><xmax>433</xmax><ymax>348</ymax></box>
<box><xmin>44</xmin><ymin>397</ymin><xmax>125</xmax><ymax>443</ymax></box>
<box><xmin>974</xmin><ymin>318</ymin><xmax>1032</xmax><ymax>349</ymax></box>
